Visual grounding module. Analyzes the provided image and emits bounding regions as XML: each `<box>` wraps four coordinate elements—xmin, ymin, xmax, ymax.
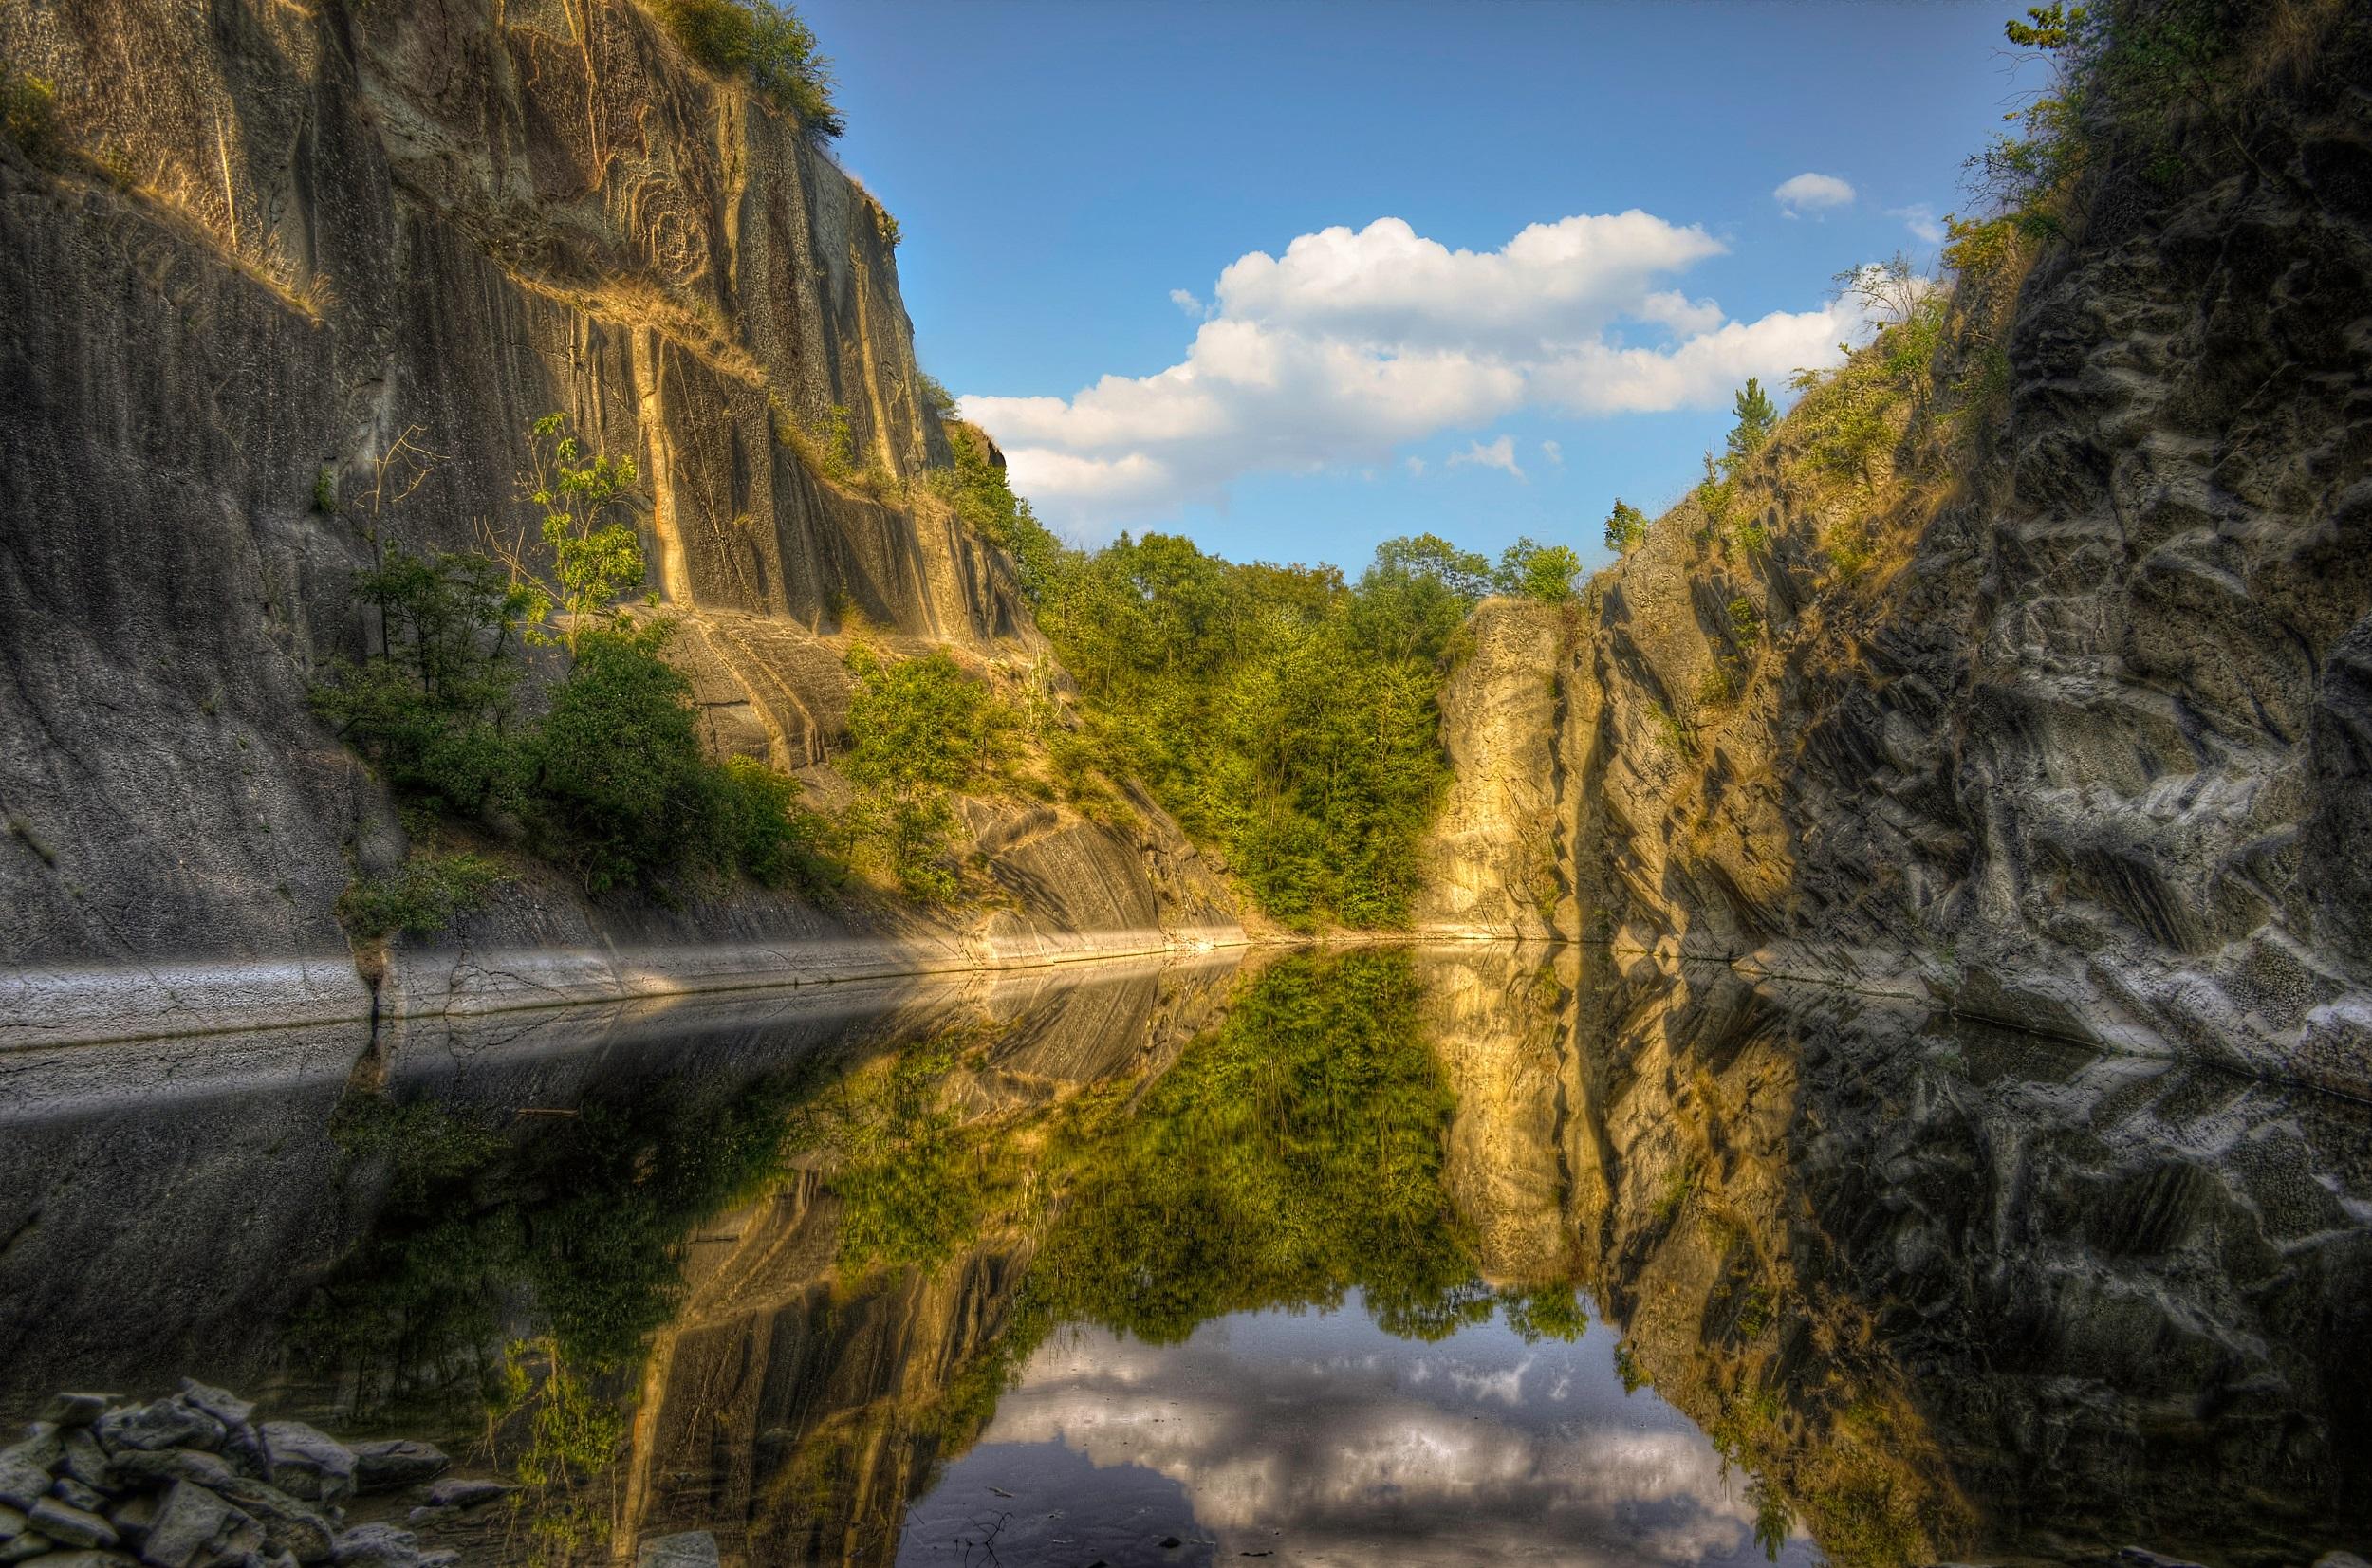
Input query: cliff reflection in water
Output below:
<box><xmin>9</xmin><ymin>944</ymin><xmax>2367</xmax><ymax>1566</ymax></box>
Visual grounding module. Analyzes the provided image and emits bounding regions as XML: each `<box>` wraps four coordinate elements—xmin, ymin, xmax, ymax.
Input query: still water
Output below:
<box><xmin>2</xmin><ymin>946</ymin><xmax>2367</xmax><ymax>1567</ymax></box>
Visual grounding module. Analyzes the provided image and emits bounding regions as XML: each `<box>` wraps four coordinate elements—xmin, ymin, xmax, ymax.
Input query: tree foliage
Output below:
<box><xmin>648</xmin><ymin>0</ymin><xmax>844</xmax><ymax>143</ymax></box>
<box><xmin>1494</xmin><ymin>537</ymin><xmax>1584</xmax><ymax>603</ymax></box>
<box><xmin>1603</xmin><ymin>500</ymin><xmax>1651</xmax><ymax>556</ymax></box>
<box><xmin>1029</xmin><ymin>532</ymin><xmax>1475</xmax><ymax>929</ymax></box>
<box><xmin>1727</xmin><ymin>378</ymin><xmax>1780</xmax><ymax>460</ymax></box>
<box><xmin>314</xmin><ymin>419</ymin><xmax>838</xmax><ymax>905</ymax></box>
<box><xmin>840</xmin><ymin>646</ymin><xmax>1008</xmax><ymax>901</ymax></box>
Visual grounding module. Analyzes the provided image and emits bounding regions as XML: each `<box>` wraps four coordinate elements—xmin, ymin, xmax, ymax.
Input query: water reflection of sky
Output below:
<box><xmin>898</xmin><ymin>1292</ymin><xmax>1814</xmax><ymax>1568</ymax></box>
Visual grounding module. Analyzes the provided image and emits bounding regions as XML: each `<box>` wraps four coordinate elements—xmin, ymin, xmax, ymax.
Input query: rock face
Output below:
<box><xmin>0</xmin><ymin>0</ymin><xmax>1236</xmax><ymax>1042</ymax></box>
<box><xmin>1431</xmin><ymin>24</ymin><xmax>2372</xmax><ymax>1093</ymax></box>
<box><xmin>1414</xmin><ymin>600</ymin><xmax>1569</xmax><ymax>942</ymax></box>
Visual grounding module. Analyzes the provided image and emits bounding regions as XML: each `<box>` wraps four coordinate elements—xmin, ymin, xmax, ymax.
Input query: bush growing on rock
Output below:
<box><xmin>649</xmin><ymin>0</ymin><xmax>844</xmax><ymax>142</ymax></box>
<box><xmin>314</xmin><ymin>419</ymin><xmax>841</xmax><ymax>906</ymax></box>
<box><xmin>1495</xmin><ymin>537</ymin><xmax>1584</xmax><ymax>603</ymax></box>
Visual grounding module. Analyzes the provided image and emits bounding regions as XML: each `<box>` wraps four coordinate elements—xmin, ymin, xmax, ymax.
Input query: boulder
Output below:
<box><xmin>12</xmin><ymin>1555</ymin><xmax>139</xmax><ymax>1568</ymax></box>
<box><xmin>0</xmin><ymin>1507</ymin><xmax>22</xmax><ymax>1541</ymax></box>
<box><xmin>136</xmin><ymin>1483</ymin><xmax>253</xmax><ymax>1568</ymax></box>
<box><xmin>101</xmin><ymin>1454</ymin><xmax>231</xmax><ymax>1493</ymax></box>
<box><xmin>635</xmin><ymin>1534</ymin><xmax>720</xmax><ymax>1568</ymax></box>
<box><xmin>0</xmin><ymin>1537</ymin><xmax>48</xmax><ymax>1566</ymax></box>
<box><xmin>0</xmin><ymin>1464</ymin><xmax>44</xmax><ymax>1516</ymax></box>
<box><xmin>324</xmin><ymin>1523</ymin><xmax>454</xmax><ymax>1568</ymax></box>
<box><xmin>204</xmin><ymin>1478</ymin><xmax>331</xmax><ymax>1566</ymax></box>
<box><xmin>46</xmin><ymin>1482</ymin><xmax>105</xmax><ymax>1515</ymax></box>
<box><xmin>419</xmin><ymin>1481</ymin><xmax>509</xmax><ymax>1512</ymax></box>
<box><xmin>54</xmin><ymin>1433</ymin><xmax>109</xmax><ymax>1493</ymax></box>
<box><xmin>258</xmin><ymin>1426</ymin><xmax>355</xmax><ymax>1507</ymax></box>
<box><xmin>170</xmin><ymin>1387</ymin><xmax>251</xmax><ymax>1431</ymax></box>
<box><xmin>92</xmin><ymin>1406</ymin><xmax>222</xmax><ymax>1459</ymax></box>
<box><xmin>347</xmin><ymin>1444</ymin><xmax>445</xmax><ymax>1496</ymax></box>
<box><xmin>24</xmin><ymin>1498</ymin><xmax>117</xmax><ymax>1551</ymax></box>
<box><xmin>98</xmin><ymin>1495</ymin><xmax>152</xmax><ymax>1550</ymax></box>
<box><xmin>32</xmin><ymin>1402</ymin><xmax>112</xmax><ymax>1432</ymax></box>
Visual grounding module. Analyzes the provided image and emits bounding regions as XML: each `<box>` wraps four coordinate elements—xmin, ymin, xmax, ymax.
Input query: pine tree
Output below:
<box><xmin>1727</xmin><ymin>378</ymin><xmax>1780</xmax><ymax>460</ymax></box>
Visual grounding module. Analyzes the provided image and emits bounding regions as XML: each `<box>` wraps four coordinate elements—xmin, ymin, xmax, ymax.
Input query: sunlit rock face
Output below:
<box><xmin>1422</xmin><ymin>25</ymin><xmax>2372</xmax><ymax>1093</ymax></box>
<box><xmin>1415</xmin><ymin>600</ymin><xmax>1570</xmax><ymax>942</ymax></box>
<box><xmin>0</xmin><ymin>0</ymin><xmax>1235</xmax><ymax>1012</ymax></box>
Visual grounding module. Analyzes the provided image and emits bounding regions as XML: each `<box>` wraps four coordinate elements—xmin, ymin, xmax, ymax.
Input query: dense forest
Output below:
<box><xmin>936</xmin><ymin>434</ymin><xmax>1587</xmax><ymax>928</ymax></box>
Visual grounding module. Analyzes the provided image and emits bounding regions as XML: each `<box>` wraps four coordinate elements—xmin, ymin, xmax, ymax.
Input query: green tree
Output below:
<box><xmin>523</xmin><ymin>413</ymin><xmax>644</xmax><ymax>651</ymax></box>
<box><xmin>649</xmin><ymin>0</ymin><xmax>844</xmax><ymax>143</ymax></box>
<box><xmin>1352</xmin><ymin>533</ymin><xmax>1493</xmax><ymax>662</ymax></box>
<box><xmin>309</xmin><ymin>547</ymin><xmax>535</xmax><ymax>815</ymax></box>
<box><xmin>1727</xmin><ymin>378</ymin><xmax>1780</xmax><ymax>460</ymax></box>
<box><xmin>1495</xmin><ymin>537</ymin><xmax>1584</xmax><ymax>603</ymax></box>
<box><xmin>527</xmin><ymin>621</ymin><xmax>718</xmax><ymax>894</ymax></box>
<box><xmin>1603</xmin><ymin>500</ymin><xmax>1651</xmax><ymax>556</ymax></box>
<box><xmin>841</xmin><ymin>646</ymin><xmax>1006</xmax><ymax>900</ymax></box>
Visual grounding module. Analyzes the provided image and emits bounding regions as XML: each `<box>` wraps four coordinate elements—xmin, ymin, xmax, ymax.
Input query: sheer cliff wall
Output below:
<box><xmin>0</xmin><ymin>0</ymin><xmax>1237</xmax><ymax>1041</ymax></box>
<box><xmin>1427</xmin><ymin>22</ymin><xmax>2372</xmax><ymax>1094</ymax></box>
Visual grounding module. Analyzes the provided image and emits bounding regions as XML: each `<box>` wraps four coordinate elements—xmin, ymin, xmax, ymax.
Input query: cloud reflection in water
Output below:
<box><xmin>898</xmin><ymin>1292</ymin><xmax>1813</xmax><ymax>1567</ymax></box>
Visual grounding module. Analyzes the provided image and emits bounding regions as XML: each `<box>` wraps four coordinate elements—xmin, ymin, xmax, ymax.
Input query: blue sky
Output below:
<box><xmin>804</xmin><ymin>0</ymin><xmax>2028</xmax><ymax>574</ymax></box>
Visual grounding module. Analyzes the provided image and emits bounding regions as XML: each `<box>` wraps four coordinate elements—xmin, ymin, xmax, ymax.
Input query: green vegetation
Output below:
<box><xmin>336</xmin><ymin>851</ymin><xmax>508</xmax><ymax>940</ymax></box>
<box><xmin>1726</xmin><ymin>377</ymin><xmax>1780</xmax><ymax>459</ymax></box>
<box><xmin>0</xmin><ymin>62</ymin><xmax>59</xmax><ymax>160</ymax></box>
<box><xmin>1033</xmin><ymin>533</ymin><xmax>1465</xmax><ymax>928</ymax></box>
<box><xmin>1494</xmin><ymin>536</ymin><xmax>1584</xmax><ymax>603</ymax></box>
<box><xmin>840</xmin><ymin>645</ymin><xmax>1009</xmax><ymax>900</ymax></box>
<box><xmin>312</xmin><ymin>415</ymin><xmax>840</xmax><ymax>903</ymax></box>
<box><xmin>1603</xmin><ymin>499</ymin><xmax>1650</xmax><ymax>556</ymax></box>
<box><xmin>647</xmin><ymin>0</ymin><xmax>844</xmax><ymax>143</ymax></box>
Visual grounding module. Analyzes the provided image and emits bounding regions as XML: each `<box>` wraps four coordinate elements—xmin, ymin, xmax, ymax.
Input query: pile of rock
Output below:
<box><xmin>0</xmin><ymin>1384</ymin><xmax>471</xmax><ymax>1568</ymax></box>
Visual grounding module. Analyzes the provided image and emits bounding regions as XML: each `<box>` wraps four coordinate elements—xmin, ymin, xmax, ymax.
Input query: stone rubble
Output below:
<box><xmin>0</xmin><ymin>1384</ymin><xmax>458</xmax><ymax>1568</ymax></box>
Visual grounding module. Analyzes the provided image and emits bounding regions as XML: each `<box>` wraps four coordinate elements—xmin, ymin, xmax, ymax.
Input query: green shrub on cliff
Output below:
<box><xmin>309</xmin><ymin>546</ymin><xmax>536</xmax><ymax>816</ymax></box>
<box><xmin>649</xmin><ymin>0</ymin><xmax>844</xmax><ymax>143</ymax></box>
<box><xmin>840</xmin><ymin>645</ymin><xmax>1009</xmax><ymax>901</ymax></box>
<box><xmin>1604</xmin><ymin>500</ymin><xmax>1651</xmax><ymax>556</ymax></box>
<box><xmin>0</xmin><ymin>64</ymin><xmax>59</xmax><ymax>161</ymax></box>
<box><xmin>316</xmin><ymin>418</ymin><xmax>841</xmax><ymax>902</ymax></box>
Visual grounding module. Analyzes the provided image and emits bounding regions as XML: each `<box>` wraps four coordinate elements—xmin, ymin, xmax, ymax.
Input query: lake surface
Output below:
<box><xmin>3</xmin><ymin>945</ymin><xmax>2368</xmax><ymax>1567</ymax></box>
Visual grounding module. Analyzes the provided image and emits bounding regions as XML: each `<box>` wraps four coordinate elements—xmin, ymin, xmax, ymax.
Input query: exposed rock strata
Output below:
<box><xmin>1429</xmin><ymin>28</ymin><xmax>2372</xmax><ymax>1093</ymax></box>
<box><xmin>0</xmin><ymin>0</ymin><xmax>1238</xmax><ymax>1044</ymax></box>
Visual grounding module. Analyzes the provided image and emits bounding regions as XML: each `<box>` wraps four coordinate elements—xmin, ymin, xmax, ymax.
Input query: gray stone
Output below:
<box><xmin>327</xmin><ymin>1523</ymin><xmax>427</xmax><ymax>1568</ymax></box>
<box><xmin>92</xmin><ymin>1407</ymin><xmax>221</xmax><ymax>1459</ymax></box>
<box><xmin>100</xmin><ymin>1453</ymin><xmax>231</xmax><ymax>1493</ymax></box>
<box><xmin>202</xmin><ymin>1478</ymin><xmax>330</xmax><ymax>1566</ymax></box>
<box><xmin>170</xmin><ymin>1387</ymin><xmax>251</xmax><ymax>1432</ymax></box>
<box><xmin>31</xmin><ymin>1403</ymin><xmax>111</xmax><ymax>1433</ymax></box>
<box><xmin>134</xmin><ymin>1483</ymin><xmax>246</xmax><ymax>1568</ymax></box>
<box><xmin>635</xmin><ymin>1533</ymin><xmax>720</xmax><ymax>1568</ymax></box>
<box><xmin>53</xmin><ymin>1434</ymin><xmax>108</xmax><ymax>1495</ymax></box>
<box><xmin>0</xmin><ymin>1458</ymin><xmax>43</xmax><ymax>1516</ymax></box>
<box><xmin>0</xmin><ymin>1508</ymin><xmax>19</xmax><ymax>1543</ymax></box>
<box><xmin>13</xmin><ymin>1555</ymin><xmax>139</xmax><ymax>1568</ymax></box>
<box><xmin>256</xmin><ymin>1427</ymin><xmax>354</xmax><ymax>1509</ymax></box>
<box><xmin>24</xmin><ymin>1498</ymin><xmax>116</xmax><ymax>1551</ymax></box>
<box><xmin>418</xmin><ymin>1481</ymin><xmax>508</xmax><ymax>1512</ymax></box>
<box><xmin>0</xmin><ymin>1537</ymin><xmax>46</xmax><ymax>1566</ymax></box>
<box><xmin>97</xmin><ymin>1495</ymin><xmax>151</xmax><ymax>1550</ymax></box>
<box><xmin>44</xmin><ymin>1484</ymin><xmax>102</xmax><ymax>1517</ymax></box>
<box><xmin>345</xmin><ymin>1445</ymin><xmax>445</xmax><ymax>1497</ymax></box>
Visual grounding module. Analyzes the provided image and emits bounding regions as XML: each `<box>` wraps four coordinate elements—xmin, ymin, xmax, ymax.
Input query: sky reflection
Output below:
<box><xmin>898</xmin><ymin>1291</ymin><xmax>1814</xmax><ymax>1568</ymax></box>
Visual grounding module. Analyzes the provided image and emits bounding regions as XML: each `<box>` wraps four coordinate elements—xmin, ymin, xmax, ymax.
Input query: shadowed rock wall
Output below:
<box><xmin>0</xmin><ymin>0</ymin><xmax>1238</xmax><ymax>1033</ymax></box>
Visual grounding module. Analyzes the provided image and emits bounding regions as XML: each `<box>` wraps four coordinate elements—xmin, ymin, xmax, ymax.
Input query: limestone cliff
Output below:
<box><xmin>0</xmin><ymin>0</ymin><xmax>1237</xmax><ymax>1042</ymax></box>
<box><xmin>1431</xmin><ymin>14</ymin><xmax>2372</xmax><ymax>1094</ymax></box>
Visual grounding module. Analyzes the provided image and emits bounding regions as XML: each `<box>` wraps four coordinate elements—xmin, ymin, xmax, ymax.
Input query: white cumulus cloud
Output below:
<box><xmin>960</xmin><ymin>212</ymin><xmax>1875</xmax><ymax>540</ymax></box>
<box><xmin>1773</xmin><ymin>172</ymin><xmax>1856</xmax><ymax>217</ymax></box>
<box><xmin>1889</xmin><ymin>203</ymin><xmax>1946</xmax><ymax>244</ymax></box>
<box><xmin>1541</xmin><ymin>439</ymin><xmax>1564</xmax><ymax>466</ymax></box>
<box><xmin>1447</xmin><ymin>435</ymin><xmax>1526</xmax><ymax>480</ymax></box>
